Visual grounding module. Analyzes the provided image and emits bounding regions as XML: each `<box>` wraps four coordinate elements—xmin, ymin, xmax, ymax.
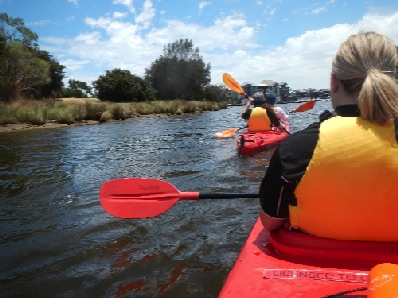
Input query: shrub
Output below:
<box><xmin>85</xmin><ymin>102</ymin><xmax>107</xmax><ymax>120</ymax></box>
<box><xmin>111</xmin><ymin>103</ymin><xmax>130</xmax><ymax>120</ymax></box>
<box><xmin>0</xmin><ymin>103</ymin><xmax>18</xmax><ymax>124</ymax></box>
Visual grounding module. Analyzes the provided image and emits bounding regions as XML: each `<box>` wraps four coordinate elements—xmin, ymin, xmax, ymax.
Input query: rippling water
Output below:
<box><xmin>0</xmin><ymin>100</ymin><xmax>332</xmax><ymax>297</ymax></box>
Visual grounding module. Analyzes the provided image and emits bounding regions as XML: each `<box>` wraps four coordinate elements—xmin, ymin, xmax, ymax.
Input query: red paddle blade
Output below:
<box><xmin>223</xmin><ymin>73</ymin><xmax>246</xmax><ymax>95</ymax></box>
<box><xmin>291</xmin><ymin>100</ymin><xmax>316</xmax><ymax>112</ymax></box>
<box><xmin>100</xmin><ymin>178</ymin><xmax>183</xmax><ymax>219</ymax></box>
<box><xmin>214</xmin><ymin>128</ymin><xmax>240</xmax><ymax>138</ymax></box>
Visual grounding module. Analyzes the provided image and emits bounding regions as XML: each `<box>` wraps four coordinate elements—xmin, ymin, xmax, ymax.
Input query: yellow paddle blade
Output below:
<box><xmin>223</xmin><ymin>73</ymin><xmax>246</xmax><ymax>95</ymax></box>
<box><xmin>214</xmin><ymin>128</ymin><xmax>240</xmax><ymax>138</ymax></box>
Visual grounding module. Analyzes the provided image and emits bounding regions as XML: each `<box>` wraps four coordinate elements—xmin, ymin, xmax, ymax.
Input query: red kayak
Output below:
<box><xmin>236</xmin><ymin>123</ymin><xmax>290</xmax><ymax>155</ymax></box>
<box><xmin>219</xmin><ymin>218</ymin><xmax>398</xmax><ymax>297</ymax></box>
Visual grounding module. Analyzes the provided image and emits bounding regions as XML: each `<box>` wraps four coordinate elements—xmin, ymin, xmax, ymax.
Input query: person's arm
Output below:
<box><xmin>259</xmin><ymin>124</ymin><xmax>321</xmax><ymax>231</ymax></box>
<box><xmin>267</xmin><ymin>108</ymin><xmax>286</xmax><ymax>130</ymax></box>
<box><xmin>259</xmin><ymin>148</ymin><xmax>290</xmax><ymax>231</ymax></box>
<box><xmin>241</xmin><ymin>97</ymin><xmax>254</xmax><ymax>119</ymax></box>
<box><xmin>260</xmin><ymin>209</ymin><xmax>286</xmax><ymax>231</ymax></box>
<box><xmin>278</xmin><ymin>107</ymin><xmax>289</xmax><ymax>121</ymax></box>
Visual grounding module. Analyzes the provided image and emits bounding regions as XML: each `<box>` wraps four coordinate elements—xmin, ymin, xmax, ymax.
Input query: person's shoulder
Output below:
<box><xmin>279</xmin><ymin>122</ymin><xmax>320</xmax><ymax>151</ymax></box>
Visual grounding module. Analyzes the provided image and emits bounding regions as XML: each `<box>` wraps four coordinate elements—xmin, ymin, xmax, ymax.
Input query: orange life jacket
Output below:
<box><xmin>290</xmin><ymin>116</ymin><xmax>398</xmax><ymax>241</ymax></box>
<box><xmin>247</xmin><ymin>107</ymin><xmax>272</xmax><ymax>132</ymax></box>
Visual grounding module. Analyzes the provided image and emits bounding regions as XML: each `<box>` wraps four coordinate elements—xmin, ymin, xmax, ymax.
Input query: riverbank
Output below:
<box><xmin>0</xmin><ymin>120</ymin><xmax>99</xmax><ymax>133</ymax></box>
<box><xmin>0</xmin><ymin>98</ymin><xmax>227</xmax><ymax>133</ymax></box>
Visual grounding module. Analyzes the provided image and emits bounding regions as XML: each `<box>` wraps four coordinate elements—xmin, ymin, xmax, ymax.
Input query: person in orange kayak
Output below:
<box><xmin>259</xmin><ymin>31</ymin><xmax>398</xmax><ymax>242</ymax></box>
<box><xmin>241</xmin><ymin>92</ymin><xmax>286</xmax><ymax>132</ymax></box>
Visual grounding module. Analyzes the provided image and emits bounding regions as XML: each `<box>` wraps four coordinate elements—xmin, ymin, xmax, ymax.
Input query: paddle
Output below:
<box><xmin>223</xmin><ymin>73</ymin><xmax>247</xmax><ymax>96</ymax></box>
<box><xmin>291</xmin><ymin>100</ymin><xmax>315</xmax><ymax>112</ymax></box>
<box><xmin>99</xmin><ymin>178</ymin><xmax>259</xmax><ymax>219</ymax></box>
<box><xmin>213</xmin><ymin>127</ymin><xmax>245</xmax><ymax>138</ymax></box>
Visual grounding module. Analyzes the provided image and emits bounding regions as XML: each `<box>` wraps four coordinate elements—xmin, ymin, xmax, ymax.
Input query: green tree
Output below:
<box><xmin>63</xmin><ymin>79</ymin><xmax>92</xmax><ymax>98</ymax></box>
<box><xmin>145</xmin><ymin>39</ymin><xmax>211</xmax><ymax>100</ymax></box>
<box><xmin>203</xmin><ymin>84</ymin><xmax>228</xmax><ymax>101</ymax></box>
<box><xmin>35</xmin><ymin>50</ymin><xmax>65</xmax><ymax>98</ymax></box>
<box><xmin>93</xmin><ymin>68</ymin><xmax>156</xmax><ymax>102</ymax></box>
<box><xmin>0</xmin><ymin>13</ymin><xmax>52</xmax><ymax>101</ymax></box>
<box><xmin>0</xmin><ymin>13</ymin><xmax>38</xmax><ymax>48</ymax></box>
<box><xmin>1</xmin><ymin>42</ymin><xmax>50</xmax><ymax>101</ymax></box>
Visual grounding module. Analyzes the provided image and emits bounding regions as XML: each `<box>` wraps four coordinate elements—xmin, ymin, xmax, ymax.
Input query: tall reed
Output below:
<box><xmin>0</xmin><ymin>99</ymin><xmax>227</xmax><ymax>126</ymax></box>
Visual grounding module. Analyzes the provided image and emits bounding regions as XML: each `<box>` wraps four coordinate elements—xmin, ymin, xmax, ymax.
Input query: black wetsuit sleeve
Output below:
<box><xmin>266</xmin><ymin>108</ymin><xmax>281</xmax><ymax>127</ymax></box>
<box><xmin>259</xmin><ymin>122</ymin><xmax>321</xmax><ymax>218</ymax></box>
<box><xmin>259</xmin><ymin>149</ymin><xmax>293</xmax><ymax>218</ymax></box>
<box><xmin>242</xmin><ymin>109</ymin><xmax>251</xmax><ymax>120</ymax></box>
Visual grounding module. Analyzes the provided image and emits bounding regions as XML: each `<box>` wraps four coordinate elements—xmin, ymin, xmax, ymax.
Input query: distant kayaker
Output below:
<box><xmin>241</xmin><ymin>92</ymin><xmax>286</xmax><ymax>132</ymax></box>
<box><xmin>266</xmin><ymin>93</ymin><xmax>289</xmax><ymax>125</ymax></box>
<box><xmin>259</xmin><ymin>31</ymin><xmax>398</xmax><ymax>242</ymax></box>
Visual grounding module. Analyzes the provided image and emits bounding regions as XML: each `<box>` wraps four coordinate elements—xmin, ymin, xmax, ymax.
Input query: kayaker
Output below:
<box><xmin>266</xmin><ymin>93</ymin><xmax>289</xmax><ymax>125</ymax></box>
<box><xmin>259</xmin><ymin>31</ymin><xmax>398</xmax><ymax>241</ymax></box>
<box><xmin>241</xmin><ymin>92</ymin><xmax>286</xmax><ymax>132</ymax></box>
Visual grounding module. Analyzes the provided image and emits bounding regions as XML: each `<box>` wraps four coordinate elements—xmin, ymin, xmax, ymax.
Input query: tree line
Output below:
<box><xmin>0</xmin><ymin>13</ymin><xmax>229</xmax><ymax>103</ymax></box>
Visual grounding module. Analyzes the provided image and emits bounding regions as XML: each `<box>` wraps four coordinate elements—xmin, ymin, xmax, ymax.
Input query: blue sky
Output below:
<box><xmin>1</xmin><ymin>0</ymin><xmax>398</xmax><ymax>90</ymax></box>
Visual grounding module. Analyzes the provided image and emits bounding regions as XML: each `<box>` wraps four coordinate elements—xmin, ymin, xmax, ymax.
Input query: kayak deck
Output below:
<box><xmin>219</xmin><ymin>219</ymin><xmax>369</xmax><ymax>297</ymax></box>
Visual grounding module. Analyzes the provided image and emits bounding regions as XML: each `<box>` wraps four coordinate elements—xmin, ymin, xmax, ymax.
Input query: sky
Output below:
<box><xmin>1</xmin><ymin>0</ymin><xmax>398</xmax><ymax>91</ymax></box>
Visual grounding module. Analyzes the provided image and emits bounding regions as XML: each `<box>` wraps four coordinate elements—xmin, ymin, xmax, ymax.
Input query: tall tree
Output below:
<box><xmin>203</xmin><ymin>84</ymin><xmax>229</xmax><ymax>102</ymax></box>
<box><xmin>0</xmin><ymin>13</ymin><xmax>52</xmax><ymax>101</ymax></box>
<box><xmin>63</xmin><ymin>79</ymin><xmax>91</xmax><ymax>98</ymax></box>
<box><xmin>1</xmin><ymin>42</ymin><xmax>50</xmax><ymax>101</ymax></box>
<box><xmin>0</xmin><ymin>13</ymin><xmax>38</xmax><ymax>48</ymax></box>
<box><xmin>35</xmin><ymin>50</ymin><xmax>65</xmax><ymax>98</ymax></box>
<box><xmin>145</xmin><ymin>39</ymin><xmax>211</xmax><ymax>100</ymax></box>
<box><xmin>93</xmin><ymin>68</ymin><xmax>156</xmax><ymax>102</ymax></box>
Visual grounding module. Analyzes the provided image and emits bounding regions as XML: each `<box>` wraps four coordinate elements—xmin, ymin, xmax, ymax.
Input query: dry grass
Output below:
<box><xmin>0</xmin><ymin>98</ymin><xmax>228</xmax><ymax>133</ymax></box>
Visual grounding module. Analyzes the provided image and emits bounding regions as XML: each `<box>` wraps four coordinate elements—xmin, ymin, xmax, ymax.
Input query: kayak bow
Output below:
<box><xmin>219</xmin><ymin>218</ymin><xmax>398</xmax><ymax>297</ymax></box>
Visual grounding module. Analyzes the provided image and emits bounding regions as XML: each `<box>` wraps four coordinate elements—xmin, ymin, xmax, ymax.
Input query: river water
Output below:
<box><xmin>0</xmin><ymin>100</ymin><xmax>332</xmax><ymax>298</ymax></box>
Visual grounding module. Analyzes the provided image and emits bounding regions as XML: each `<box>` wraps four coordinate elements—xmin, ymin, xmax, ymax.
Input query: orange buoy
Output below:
<box><xmin>368</xmin><ymin>263</ymin><xmax>398</xmax><ymax>298</ymax></box>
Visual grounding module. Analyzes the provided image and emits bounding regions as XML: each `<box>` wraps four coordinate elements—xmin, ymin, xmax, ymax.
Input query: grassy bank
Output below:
<box><xmin>0</xmin><ymin>98</ymin><xmax>228</xmax><ymax>126</ymax></box>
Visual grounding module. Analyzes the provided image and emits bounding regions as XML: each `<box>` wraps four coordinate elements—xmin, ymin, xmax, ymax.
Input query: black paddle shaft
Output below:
<box><xmin>198</xmin><ymin>193</ymin><xmax>259</xmax><ymax>199</ymax></box>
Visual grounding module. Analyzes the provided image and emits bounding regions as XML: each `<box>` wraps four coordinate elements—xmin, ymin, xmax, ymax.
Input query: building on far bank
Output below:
<box><xmin>226</xmin><ymin>79</ymin><xmax>330</xmax><ymax>103</ymax></box>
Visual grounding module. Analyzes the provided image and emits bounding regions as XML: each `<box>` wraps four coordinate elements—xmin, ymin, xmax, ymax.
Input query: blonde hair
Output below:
<box><xmin>332</xmin><ymin>32</ymin><xmax>398</xmax><ymax>125</ymax></box>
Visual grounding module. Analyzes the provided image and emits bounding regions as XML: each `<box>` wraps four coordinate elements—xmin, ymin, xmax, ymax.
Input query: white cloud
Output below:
<box><xmin>135</xmin><ymin>0</ymin><xmax>155</xmax><ymax>29</ymax></box>
<box><xmin>40</xmin><ymin>4</ymin><xmax>398</xmax><ymax>90</ymax></box>
<box><xmin>199</xmin><ymin>1</ymin><xmax>211</xmax><ymax>13</ymax></box>
<box><xmin>75</xmin><ymin>32</ymin><xmax>102</xmax><ymax>44</ymax></box>
<box><xmin>113</xmin><ymin>12</ymin><xmax>128</xmax><ymax>19</ymax></box>
<box><xmin>210</xmin><ymin>11</ymin><xmax>398</xmax><ymax>90</ymax></box>
<box><xmin>26</xmin><ymin>20</ymin><xmax>51</xmax><ymax>27</ymax></box>
<box><xmin>113</xmin><ymin>0</ymin><xmax>135</xmax><ymax>14</ymax></box>
<box><xmin>305</xmin><ymin>6</ymin><xmax>327</xmax><ymax>15</ymax></box>
<box><xmin>61</xmin><ymin>58</ymin><xmax>90</xmax><ymax>71</ymax></box>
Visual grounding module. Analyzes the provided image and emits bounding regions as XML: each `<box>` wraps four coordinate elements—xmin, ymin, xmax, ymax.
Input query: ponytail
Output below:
<box><xmin>358</xmin><ymin>69</ymin><xmax>398</xmax><ymax>125</ymax></box>
<box><xmin>332</xmin><ymin>32</ymin><xmax>398</xmax><ymax>125</ymax></box>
